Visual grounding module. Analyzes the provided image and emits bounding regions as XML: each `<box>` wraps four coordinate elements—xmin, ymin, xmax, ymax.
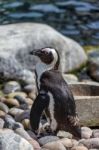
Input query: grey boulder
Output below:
<box><xmin>0</xmin><ymin>23</ymin><xmax>87</xmax><ymax>83</ymax></box>
<box><xmin>0</xmin><ymin>129</ymin><xmax>33</xmax><ymax>150</ymax></box>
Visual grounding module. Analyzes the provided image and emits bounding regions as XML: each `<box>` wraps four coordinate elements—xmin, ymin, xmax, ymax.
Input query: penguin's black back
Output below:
<box><xmin>40</xmin><ymin>70</ymin><xmax>81</xmax><ymax>137</ymax></box>
<box><xmin>40</xmin><ymin>70</ymin><xmax>76</xmax><ymax>116</ymax></box>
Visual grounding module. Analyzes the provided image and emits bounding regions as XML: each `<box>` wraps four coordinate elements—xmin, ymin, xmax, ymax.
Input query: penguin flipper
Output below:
<box><xmin>30</xmin><ymin>91</ymin><xmax>49</xmax><ymax>133</ymax></box>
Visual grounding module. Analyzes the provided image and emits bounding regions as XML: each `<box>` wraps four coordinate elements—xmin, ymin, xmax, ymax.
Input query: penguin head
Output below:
<box><xmin>30</xmin><ymin>47</ymin><xmax>60</xmax><ymax>70</ymax></box>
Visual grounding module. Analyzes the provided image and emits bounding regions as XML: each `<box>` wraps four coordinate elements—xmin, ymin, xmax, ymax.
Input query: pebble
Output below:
<box><xmin>27</xmin><ymin>130</ymin><xmax>37</xmax><ymax>140</ymax></box>
<box><xmin>0</xmin><ymin>118</ymin><xmax>4</xmax><ymax>128</ymax></box>
<box><xmin>4</xmin><ymin>114</ymin><xmax>23</xmax><ymax>130</ymax></box>
<box><xmin>23</xmin><ymin>84</ymin><xmax>35</xmax><ymax>93</ymax></box>
<box><xmin>81</xmin><ymin>127</ymin><xmax>92</xmax><ymax>139</ymax></box>
<box><xmin>28</xmin><ymin>91</ymin><xmax>36</xmax><ymax>100</ymax></box>
<box><xmin>28</xmin><ymin>139</ymin><xmax>41</xmax><ymax>150</ymax></box>
<box><xmin>0</xmin><ymin>96</ymin><xmax>6</xmax><ymax>102</ymax></box>
<box><xmin>89</xmin><ymin>149</ymin><xmax>99</xmax><ymax>150</ymax></box>
<box><xmin>25</xmin><ymin>98</ymin><xmax>33</xmax><ymax>105</ymax></box>
<box><xmin>58</xmin><ymin>138</ymin><xmax>73</xmax><ymax>148</ymax></box>
<box><xmin>4</xmin><ymin>98</ymin><xmax>20</xmax><ymax>107</ymax></box>
<box><xmin>38</xmin><ymin>136</ymin><xmax>59</xmax><ymax>146</ymax></box>
<box><xmin>9</xmin><ymin>107</ymin><xmax>24</xmax><ymax>117</ymax></box>
<box><xmin>43</xmin><ymin>141</ymin><xmax>66</xmax><ymax>150</ymax></box>
<box><xmin>71</xmin><ymin>145</ymin><xmax>88</xmax><ymax>150</ymax></box>
<box><xmin>3</xmin><ymin>1</ymin><xmax>23</xmax><ymax>9</ymax></box>
<box><xmin>14</xmin><ymin>95</ymin><xmax>27</xmax><ymax>104</ymax></box>
<box><xmin>15</xmin><ymin>127</ymin><xmax>33</xmax><ymax>141</ymax></box>
<box><xmin>30</xmin><ymin>4</ymin><xmax>61</xmax><ymax>13</ymax></box>
<box><xmin>15</xmin><ymin>128</ymin><xmax>41</xmax><ymax>149</ymax></box>
<box><xmin>19</xmin><ymin>103</ymin><xmax>29</xmax><ymax>110</ymax></box>
<box><xmin>13</xmin><ymin>122</ymin><xmax>24</xmax><ymax>130</ymax></box>
<box><xmin>7</xmin><ymin>92</ymin><xmax>27</xmax><ymax>99</ymax></box>
<box><xmin>15</xmin><ymin>110</ymin><xmax>30</xmax><ymax>122</ymax></box>
<box><xmin>41</xmin><ymin>148</ymin><xmax>49</xmax><ymax>150</ymax></box>
<box><xmin>87</xmin><ymin>21</ymin><xmax>99</xmax><ymax>30</ymax></box>
<box><xmin>22</xmin><ymin>119</ymin><xmax>30</xmax><ymax>129</ymax></box>
<box><xmin>0</xmin><ymin>110</ymin><xmax>6</xmax><ymax>117</ymax></box>
<box><xmin>92</xmin><ymin>130</ymin><xmax>99</xmax><ymax>138</ymax></box>
<box><xmin>79</xmin><ymin>138</ymin><xmax>99</xmax><ymax>149</ymax></box>
<box><xmin>3</xmin><ymin>81</ymin><xmax>21</xmax><ymax>94</ymax></box>
<box><xmin>0</xmin><ymin>128</ymin><xmax>33</xmax><ymax>150</ymax></box>
<box><xmin>0</xmin><ymin>102</ymin><xmax>9</xmax><ymax>113</ymax></box>
<box><xmin>72</xmin><ymin>139</ymin><xmax>79</xmax><ymax>147</ymax></box>
<box><xmin>57</xmin><ymin>130</ymin><xmax>73</xmax><ymax>139</ymax></box>
<box><xmin>4</xmin><ymin>114</ymin><xmax>15</xmax><ymax>129</ymax></box>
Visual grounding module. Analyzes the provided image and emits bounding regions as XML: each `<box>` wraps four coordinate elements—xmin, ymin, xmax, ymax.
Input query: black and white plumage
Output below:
<box><xmin>30</xmin><ymin>48</ymin><xmax>81</xmax><ymax>138</ymax></box>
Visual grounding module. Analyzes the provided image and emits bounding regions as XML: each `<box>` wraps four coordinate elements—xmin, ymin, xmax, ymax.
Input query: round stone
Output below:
<box><xmin>15</xmin><ymin>110</ymin><xmax>30</xmax><ymax>122</ymax></box>
<box><xmin>23</xmin><ymin>84</ymin><xmax>35</xmax><ymax>93</ymax></box>
<box><xmin>71</xmin><ymin>145</ymin><xmax>88</xmax><ymax>150</ymax></box>
<box><xmin>59</xmin><ymin>138</ymin><xmax>73</xmax><ymax>148</ymax></box>
<box><xmin>43</xmin><ymin>141</ymin><xmax>66</xmax><ymax>150</ymax></box>
<box><xmin>4</xmin><ymin>114</ymin><xmax>15</xmax><ymax>129</ymax></box>
<box><xmin>3</xmin><ymin>81</ymin><xmax>21</xmax><ymax>94</ymax></box>
<box><xmin>4</xmin><ymin>98</ymin><xmax>20</xmax><ymax>107</ymax></box>
<box><xmin>22</xmin><ymin>119</ymin><xmax>30</xmax><ymax>129</ymax></box>
<box><xmin>25</xmin><ymin>98</ymin><xmax>33</xmax><ymax>105</ymax></box>
<box><xmin>9</xmin><ymin>107</ymin><xmax>24</xmax><ymax>117</ymax></box>
<box><xmin>28</xmin><ymin>91</ymin><xmax>36</xmax><ymax>100</ymax></box>
<box><xmin>0</xmin><ymin>96</ymin><xmax>6</xmax><ymax>102</ymax></box>
<box><xmin>0</xmin><ymin>102</ymin><xmax>9</xmax><ymax>113</ymax></box>
<box><xmin>57</xmin><ymin>131</ymin><xmax>73</xmax><ymax>139</ymax></box>
<box><xmin>7</xmin><ymin>92</ymin><xmax>27</xmax><ymax>99</ymax></box>
<box><xmin>13</xmin><ymin>122</ymin><xmax>24</xmax><ymax>130</ymax></box>
<box><xmin>19</xmin><ymin>103</ymin><xmax>29</xmax><ymax>110</ymax></box>
<box><xmin>92</xmin><ymin>130</ymin><xmax>99</xmax><ymax>138</ymax></box>
<box><xmin>27</xmin><ymin>130</ymin><xmax>37</xmax><ymax>140</ymax></box>
<box><xmin>81</xmin><ymin>127</ymin><xmax>92</xmax><ymax>139</ymax></box>
<box><xmin>0</xmin><ymin>128</ymin><xmax>33</xmax><ymax>150</ymax></box>
<box><xmin>72</xmin><ymin>139</ymin><xmax>79</xmax><ymax>147</ymax></box>
<box><xmin>28</xmin><ymin>139</ymin><xmax>41</xmax><ymax>150</ymax></box>
<box><xmin>14</xmin><ymin>95</ymin><xmax>27</xmax><ymax>105</ymax></box>
<box><xmin>0</xmin><ymin>110</ymin><xmax>6</xmax><ymax>117</ymax></box>
<box><xmin>38</xmin><ymin>136</ymin><xmax>59</xmax><ymax>146</ymax></box>
<box><xmin>15</xmin><ymin>127</ymin><xmax>41</xmax><ymax>149</ymax></box>
<box><xmin>79</xmin><ymin>138</ymin><xmax>99</xmax><ymax>149</ymax></box>
<box><xmin>15</xmin><ymin>127</ymin><xmax>32</xmax><ymax>140</ymax></box>
<box><xmin>0</xmin><ymin>118</ymin><xmax>5</xmax><ymax>128</ymax></box>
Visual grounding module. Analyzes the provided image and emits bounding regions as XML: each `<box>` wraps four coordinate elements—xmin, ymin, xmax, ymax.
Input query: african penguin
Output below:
<box><xmin>30</xmin><ymin>47</ymin><xmax>81</xmax><ymax>138</ymax></box>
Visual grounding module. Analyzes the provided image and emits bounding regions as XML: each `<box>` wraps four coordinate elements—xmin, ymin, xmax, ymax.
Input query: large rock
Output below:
<box><xmin>0</xmin><ymin>23</ymin><xmax>87</xmax><ymax>83</ymax></box>
<box><xmin>69</xmin><ymin>82</ymin><xmax>99</xmax><ymax>126</ymax></box>
<box><xmin>0</xmin><ymin>129</ymin><xmax>33</xmax><ymax>150</ymax></box>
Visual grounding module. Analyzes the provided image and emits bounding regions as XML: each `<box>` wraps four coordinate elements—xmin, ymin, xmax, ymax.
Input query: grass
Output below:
<box><xmin>83</xmin><ymin>45</ymin><xmax>99</xmax><ymax>53</ymax></box>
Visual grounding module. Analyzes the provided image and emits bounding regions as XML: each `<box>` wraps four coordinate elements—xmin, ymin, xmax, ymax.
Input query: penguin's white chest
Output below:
<box><xmin>48</xmin><ymin>92</ymin><xmax>57</xmax><ymax>131</ymax></box>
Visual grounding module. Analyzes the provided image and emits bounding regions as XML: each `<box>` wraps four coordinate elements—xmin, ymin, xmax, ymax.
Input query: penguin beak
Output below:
<box><xmin>29</xmin><ymin>49</ymin><xmax>41</xmax><ymax>56</ymax></box>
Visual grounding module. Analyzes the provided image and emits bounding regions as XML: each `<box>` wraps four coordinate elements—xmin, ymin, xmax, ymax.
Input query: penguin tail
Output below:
<box><xmin>67</xmin><ymin>115</ymin><xmax>81</xmax><ymax>138</ymax></box>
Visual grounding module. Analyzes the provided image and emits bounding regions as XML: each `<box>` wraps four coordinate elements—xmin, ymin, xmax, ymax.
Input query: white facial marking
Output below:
<box><xmin>48</xmin><ymin>92</ymin><xmax>57</xmax><ymax>131</ymax></box>
<box><xmin>35</xmin><ymin>48</ymin><xmax>58</xmax><ymax>89</ymax></box>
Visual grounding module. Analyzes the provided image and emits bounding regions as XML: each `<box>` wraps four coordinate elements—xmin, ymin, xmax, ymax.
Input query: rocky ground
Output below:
<box><xmin>0</xmin><ymin>23</ymin><xmax>99</xmax><ymax>150</ymax></box>
<box><xmin>0</xmin><ymin>67</ymin><xmax>99</xmax><ymax>150</ymax></box>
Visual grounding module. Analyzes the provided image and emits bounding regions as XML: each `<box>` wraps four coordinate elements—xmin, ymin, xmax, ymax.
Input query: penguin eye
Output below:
<box><xmin>43</xmin><ymin>50</ymin><xmax>49</xmax><ymax>55</ymax></box>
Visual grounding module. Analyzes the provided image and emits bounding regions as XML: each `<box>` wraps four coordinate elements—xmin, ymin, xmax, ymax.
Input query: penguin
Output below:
<box><xmin>30</xmin><ymin>47</ymin><xmax>81</xmax><ymax>138</ymax></box>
